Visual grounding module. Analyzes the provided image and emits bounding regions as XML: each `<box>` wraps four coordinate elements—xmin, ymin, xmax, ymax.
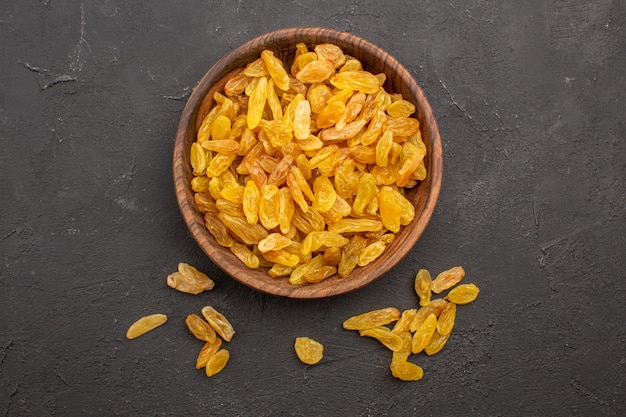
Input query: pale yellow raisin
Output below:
<box><xmin>167</xmin><ymin>263</ymin><xmax>215</xmax><ymax>295</ymax></box>
<box><xmin>391</xmin><ymin>309</ymin><xmax>417</xmax><ymax>335</ymax></box>
<box><xmin>126</xmin><ymin>314</ymin><xmax>167</xmax><ymax>340</ymax></box>
<box><xmin>190</xmin><ymin>142</ymin><xmax>207</xmax><ymax>176</ymax></box>
<box><xmin>391</xmin><ymin>331</ymin><xmax>413</xmax><ymax>364</ymax></box>
<box><xmin>205</xmin><ymin>349</ymin><xmax>229</xmax><ymax>377</ymax></box>
<box><xmin>229</xmin><ymin>242</ymin><xmax>260</xmax><ymax>269</ymax></box>
<box><xmin>357</xmin><ymin>240</ymin><xmax>386</xmax><ymax>267</ymax></box>
<box><xmin>294</xmin><ymin>337</ymin><xmax>324</xmax><ymax>365</ymax></box>
<box><xmin>185</xmin><ymin>313</ymin><xmax>217</xmax><ymax>342</ymax></box>
<box><xmin>408</xmin><ymin>299</ymin><xmax>449</xmax><ymax>332</ymax></box>
<box><xmin>359</xmin><ymin>326</ymin><xmax>405</xmax><ymax>352</ymax></box>
<box><xmin>414</xmin><ymin>269</ymin><xmax>433</xmax><ymax>306</ymax></box>
<box><xmin>196</xmin><ymin>338</ymin><xmax>222</xmax><ymax>369</ymax></box>
<box><xmin>246</xmin><ymin>76</ymin><xmax>267</xmax><ymax>129</ymax></box>
<box><xmin>431</xmin><ymin>266</ymin><xmax>465</xmax><ymax>294</ymax></box>
<box><xmin>343</xmin><ymin>307</ymin><xmax>401</xmax><ymax>331</ymax></box>
<box><xmin>445</xmin><ymin>283</ymin><xmax>480</xmax><ymax>305</ymax></box>
<box><xmin>261</xmin><ymin>50</ymin><xmax>290</xmax><ymax>91</ymax></box>
<box><xmin>411</xmin><ymin>313</ymin><xmax>437</xmax><ymax>354</ymax></box>
<box><xmin>436</xmin><ymin>302</ymin><xmax>456</xmax><ymax>336</ymax></box>
<box><xmin>424</xmin><ymin>330</ymin><xmax>450</xmax><ymax>356</ymax></box>
<box><xmin>390</xmin><ymin>360</ymin><xmax>424</xmax><ymax>381</ymax></box>
<box><xmin>257</xmin><ymin>233</ymin><xmax>294</xmax><ymax>253</ymax></box>
<box><xmin>201</xmin><ymin>306</ymin><xmax>235</xmax><ymax>342</ymax></box>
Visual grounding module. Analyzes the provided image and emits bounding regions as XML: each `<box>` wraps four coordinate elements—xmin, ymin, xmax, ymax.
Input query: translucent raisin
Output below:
<box><xmin>205</xmin><ymin>349</ymin><xmax>229</xmax><ymax>377</ymax></box>
<box><xmin>294</xmin><ymin>337</ymin><xmax>324</xmax><ymax>365</ymax></box>
<box><xmin>414</xmin><ymin>269</ymin><xmax>433</xmax><ymax>307</ymax></box>
<box><xmin>431</xmin><ymin>266</ymin><xmax>465</xmax><ymax>294</ymax></box>
<box><xmin>343</xmin><ymin>307</ymin><xmax>401</xmax><ymax>331</ymax></box>
<box><xmin>445</xmin><ymin>283</ymin><xmax>480</xmax><ymax>305</ymax></box>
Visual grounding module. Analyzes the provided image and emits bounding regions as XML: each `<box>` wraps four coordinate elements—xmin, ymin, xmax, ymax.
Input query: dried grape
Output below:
<box><xmin>294</xmin><ymin>337</ymin><xmax>324</xmax><ymax>365</ymax></box>
<box><xmin>126</xmin><ymin>314</ymin><xmax>167</xmax><ymax>339</ymax></box>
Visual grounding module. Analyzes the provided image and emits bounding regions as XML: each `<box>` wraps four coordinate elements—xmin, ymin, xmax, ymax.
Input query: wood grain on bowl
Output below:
<box><xmin>173</xmin><ymin>27</ymin><xmax>442</xmax><ymax>298</ymax></box>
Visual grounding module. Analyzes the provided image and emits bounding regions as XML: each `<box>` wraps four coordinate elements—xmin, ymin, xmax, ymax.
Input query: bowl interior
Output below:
<box><xmin>173</xmin><ymin>27</ymin><xmax>442</xmax><ymax>298</ymax></box>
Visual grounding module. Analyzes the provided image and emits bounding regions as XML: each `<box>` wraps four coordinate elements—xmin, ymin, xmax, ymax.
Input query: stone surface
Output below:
<box><xmin>1</xmin><ymin>1</ymin><xmax>625</xmax><ymax>415</ymax></box>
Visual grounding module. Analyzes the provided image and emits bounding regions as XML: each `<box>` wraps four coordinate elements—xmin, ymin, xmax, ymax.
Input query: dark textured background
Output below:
<box><xmin>1</xmin><ymin>1</ymin><xmax>625</xmax><ymax>416</ymax></box>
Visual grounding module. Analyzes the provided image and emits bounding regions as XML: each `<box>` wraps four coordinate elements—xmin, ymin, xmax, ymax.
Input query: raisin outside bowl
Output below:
<box><xmin>173</xmin><ymin>27</ymin><xmax>442</xmax><ymax>298</ymax></box>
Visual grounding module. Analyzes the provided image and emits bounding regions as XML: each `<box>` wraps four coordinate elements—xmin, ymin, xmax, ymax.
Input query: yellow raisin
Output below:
<box><xmin>436</xmin><ymin>302</ymin><xmax>456</xmax><ymax>336</ymax></box>
<box><xmin>431</xmin><ymin>266</ymin><xmax>465</xmax><ymax>294</ymax></box>
<box><xmin>313</xmin><ymin>176</ymin><xmax>337</xmax><ymax>213</ymax></box>
<box><xmin>291</xmin><ymin>206</ymin><xmax>325</xmax><ymax>235</ymax></box>
<box><xmin>295</xmin><ymin>59</ymin><xmax>336</xmax><ymax>84</ymax></box>
<box><xmin>414</xmin><ymin>269</ymin><xmax>433</xmax><ymax>306</ymax></box>
<box><xmin>357</xmin><ymin>240</ymin><xmax>386</xmax><ymax>267</ymax></box>
<box><xmin>201</xmin><ymin>306</ymin><xmax>235</xmax><ymax>342</ymax></box>
<box><xmin>294</xmin><ymin>337</ymin><xmax>324</xmax><ymax>365</ymax></box>
<box><xmin>218</xmin><ymin>212</ymin><xmax>268</xmax><ymax>245</ymax></box>
<box><xmin>268</xmin><ymin>263</ymin><xmax>294</xmax><ymax>277</ymax></box>
<box><xmin>190</xmin><ymin>142</ymin><xmax>207</xmax><ymax>176</ymax></box>
<box><xmin>409</xmin><ymin>299</ymin><xmax>449</xmax><ymax>333</ymax></box>
<box><xmin>391</xmin><ymin>309</ymin><xmax>417</xmax><ymax>335</ymax></box>
<box><xmin>204</xmin><ymin>213</ymin><xmax>235</xmax><ymax>248</ymax></box>
<box><xmin>278</xmin><ymin>186</ymin><xmax>295</xmax><ymax>234</ymax></box>
<box><xmin>289</xmin><ymin>254</ymin><xmax>324</xmax><ymax>285</ymax></box>
<box><xmin>424</xmin><ymin>330</ymin><xmax>450</xmax><ymax>356</ymax></box>
<box><xmin>338</xmin><ymin>235</ymin><xmax>368</xmax><ymax>278</ymax></box>
<box><xmin>330</xmin><ymin>70</ymin><xmax>381</xmax><ymax>94</ymax></box>
<box><xmin>375</xmin><ymin>130</ymin><xmax>394</xmax><ymax>167</ymax></box>
<box><xmin>353</xmin><ymin>173</ymin><xmax>377</xmax><ymax>215</ymax></box>
<box><xmin>257</xmin><ymin>233</ymin><xmax>293</xmax><ymax>253</ymax></box>
<box><xmin>328</xmin><ymin>218</ymin><xmax>383</xmax><ymax>234</ymax></box>
<box><xmin>305</xmin><ymin>265</ymin><xmax>337</xmax><ymax>283</ymax></box>
<box><xmin>322</xmin><ymin>247</ymin><xmax>342</xmax><ymax>266</ymax></box>
<box><xmin>391</xmin><ymin>331</ymin><xmax>413</xmax><ymax>364</ymax></box>
<box><xmin>316</xmin><ymin>100</ymin><xmax>345</xmax><ymax>129</ymax></box>
<box><xmin>205</xmin><ymin>153</ymin><xmax>236</xmax><ymax>178</ymax></box>
<box><xmin>314</xmin><ymin>43</ymin><xmax>346</xmax><ymax>68</ymax></box>
<box><xmin>359</xmin><ymin>326</ymin><xmax>405</xmax><ymax>352</ymax></box>
<box><xmin>301</xmin><ymin>231</ymin><xmax>349</xmax><ymax>255</ymax></box>
<box><xmin>167</xmin><ymin>263</ymin><xmax>216</xmax><ymax>294</ymax></box>
<box><xmin>390</xmin><ymin>361</ymin><xmax>424</xmax><ymax>381</ymax></box>
<box><xmin>306</xmin><ymin>83</ymin><xmax>332</xmax><ymax>114</ymax></box>
<box><xmin>215</xmin><ymin>198</ymin><xmax>244</xmax><ymax>217</ymax></box>
<box><xmin>445</xmin><ymin>283</ymin><xmax>480</xmax><ymax>305</ymax></box>
<box><xmin>196</xmin><ymin>338</ymin><xmax>223</xmax><ymax>369</ymax></box>
<box><xmin>262</xmin><ymin>250</ymin><xmax>300</xmax><ymax>267</ymax></box>
<box><xmin>286</xmin><ymin>172</ymin><xmax>309</xmax><ymax>212</ymax></box>
<box><xmin>242</xmin><ymin>57</ymin><xmax>268</xmax><ymax>77</ymax></box>
<box><xmin>185</xmin><ymin>313</ymin><xmax>217</xmax><ymax>342</ymax></box>
<box><xmin>261</xmin><ymin>50</ymin><xmax>290</xmax><ymax>91</ymax></box>
<box><xmin>258</xmin><ymin>184</ymin><xmax>280</xmax><ymax>230</ymax></box>
<box><xmin>201</xmin><ymin>139</ymin><xmax>240</xmax><ymax>154</ymax></box>
<box><xmin>242</xmin><ymin>180</ymin><xmax>260</xmax><ymax>225</ymax></box>
<box><xmin>411</xmin><ymin>313</ymin><xmax>437</xmax><ymax>354</ymax></box>
<box><xmin>387</xmin><ymin>99</ymin><xmax>416</xmax><ymax>118</ymax></box>
<box><xmin>293</xmin><ymin>99</ymin><xmax>312</xmax><ymax>140</ymax></box>
<box><xmin>126</xmin><ymin>314</ymin><xmax>167</xmax><ymax>340</ymax></box>
<box><xmin>229</xmin><ymin>242</ymin><xmax>260</xmax><ymax>269</ymax></box>
<box><xmin>224</xmin><ymin>71</ymin><xmax>249</xmax><ymax>96</ymax></box>
<box><xmin>246</xmin><ymin>76</ymin><xmax>267</xmax><ymax>129</ymax></box>
<box><xmin>205</xmin><ymin>349</ymin><xmax>229</xmax><ymax>377</ymax></box>
<box><xmin>343</xmin><ymin>307</ymin><xmax>401</xmax><ymax>331</ymax></box>
<box><xmin>191</xmin><ymin>176</ymin><xmax>211</xmax><ymax>193</ymax></box>
<box><xmin>378</xmin><ymin>186</ymin><xmax>415</xmax><ymax>233</ymax></box>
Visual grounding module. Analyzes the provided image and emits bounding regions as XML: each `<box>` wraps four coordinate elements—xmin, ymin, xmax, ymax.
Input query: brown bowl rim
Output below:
<box><xmin>173</xmin><ymin>27</ymin><xmax>442</xmax><ymax>298</ymax></box>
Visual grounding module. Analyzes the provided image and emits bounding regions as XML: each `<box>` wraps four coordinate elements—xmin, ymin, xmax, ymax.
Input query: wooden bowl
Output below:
<box><xmin>173</xmin><ymin>27</ymin><xmax>442</xmax><ymax>298</ymax></box>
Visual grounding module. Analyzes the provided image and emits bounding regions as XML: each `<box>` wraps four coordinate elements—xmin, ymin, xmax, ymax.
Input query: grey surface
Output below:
<box><xmin>1</xmin><ymin>1</ymin><xmax>625</xmax><ymax>416</ymax></box>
